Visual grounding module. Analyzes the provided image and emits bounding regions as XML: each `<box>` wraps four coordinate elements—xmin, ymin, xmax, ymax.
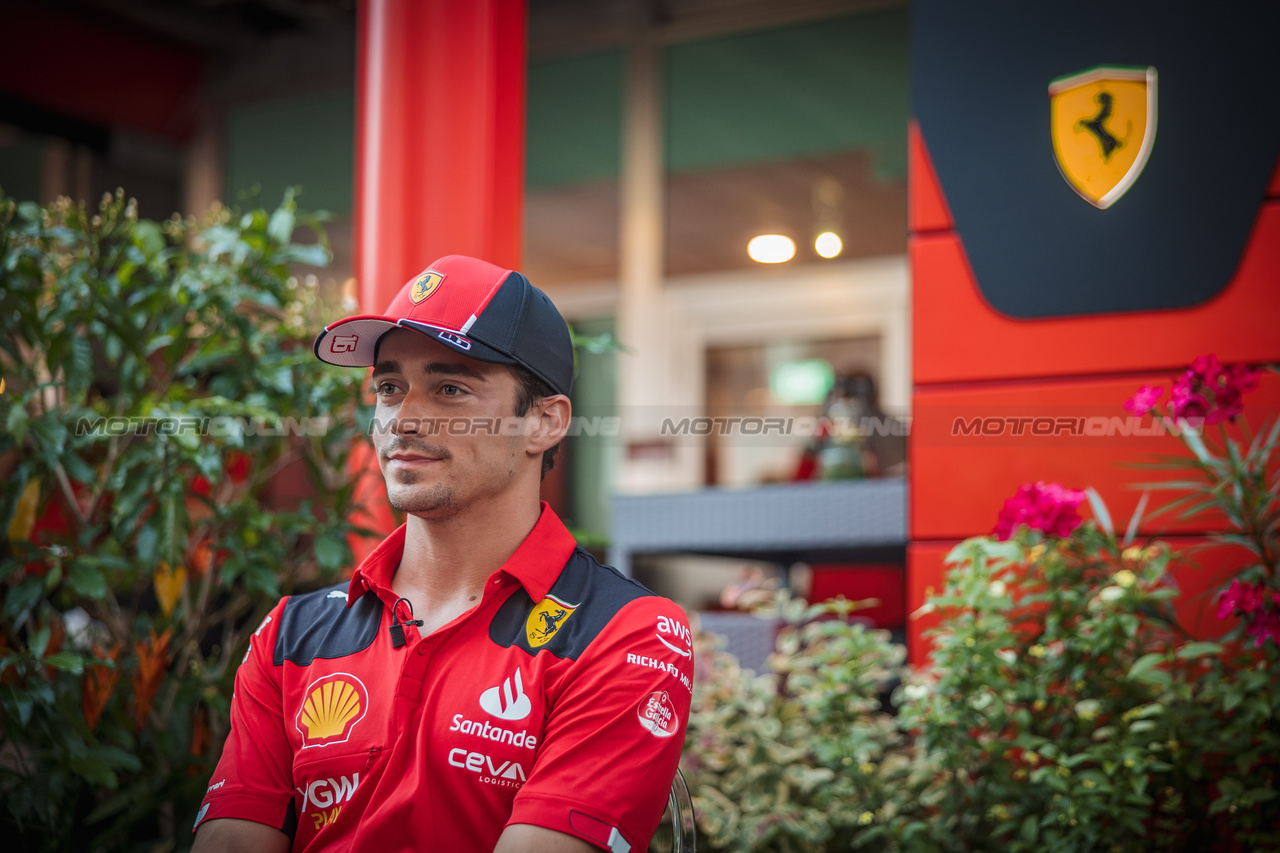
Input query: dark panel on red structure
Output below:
<box><xmin>908</xmin><ymin>0</ymin><xmax>1280</xmax><ymax>663</ymax></box>
<box><xmin>911</xmin><ymin>0</ymin><xmax>1280</xmax><ymax>319</ymax></box>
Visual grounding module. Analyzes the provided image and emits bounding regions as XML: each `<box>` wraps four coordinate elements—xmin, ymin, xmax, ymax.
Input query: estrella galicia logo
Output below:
<box><xmin>479</xmin><ymin>668</ymin><xmax>531</xmax><ymax>721</ymax></box>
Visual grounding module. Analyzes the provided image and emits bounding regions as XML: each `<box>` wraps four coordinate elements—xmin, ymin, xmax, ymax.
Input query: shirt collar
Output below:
<box><xmin>346</xmin><ymin>502</ymin><xmax>577</xmax><ymax>606</ymax></box>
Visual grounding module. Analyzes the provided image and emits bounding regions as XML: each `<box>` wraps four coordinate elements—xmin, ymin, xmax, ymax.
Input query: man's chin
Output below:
<box><xmin>387</xmin><ymin>484</ymin><xmax>457</xmax><ymax>516</ymax></box>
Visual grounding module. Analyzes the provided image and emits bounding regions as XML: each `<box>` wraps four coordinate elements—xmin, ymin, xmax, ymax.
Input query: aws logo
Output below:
<box><xmin>296</xmin><ymin>673</ymin><xmax>369</xmax><ymax>748</ymax></box>
<box><xmin>525</xmin><ymin>594</ymin><xmax>579</xmax><ymax>648</ymax></box>
<box><xmin>410</xmin><ymin>271</ymin><xmax>444</xmax><ymax>304</ymax></box>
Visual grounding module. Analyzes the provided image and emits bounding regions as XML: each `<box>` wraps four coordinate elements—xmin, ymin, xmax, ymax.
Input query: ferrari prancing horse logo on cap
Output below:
<box><xmin>410</xmin><ymin>271</ymin><xmax>444</xmax><ymax>304</ymax></box>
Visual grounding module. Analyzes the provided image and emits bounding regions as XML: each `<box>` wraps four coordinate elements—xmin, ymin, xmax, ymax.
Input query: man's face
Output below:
<box><xmin>370</xmin><ymin>329</ymin><xmax>535</xmax><ymax>517</ymax></box>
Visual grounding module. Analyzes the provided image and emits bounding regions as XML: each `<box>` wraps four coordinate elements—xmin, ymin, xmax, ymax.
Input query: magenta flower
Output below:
<box><xmin>1216</xmin><ymin>578</ymin><xmax>1264</xmax><ymax>620</ymax></box>
<box><xmin>993</xmin><ymin>481</ymin><xmax>1087</xmax><ymax>541</ymax></box>
<box><xmin>1124</xmin><ymin>385</ymin><xmax>1163</xmax><ymax>416</ymax></box>
<box><xmin>1170</xmin><ymin>379</ymin><xmax>1210</xmax><ymax>421</ymax></box>
<box><xmin>1165</xmin><ymin>354</ymin><xmax>1261</xmax><ymax>424</ymax></box>
<box><xmin>1217</xmin><ymin>581</ymin><xmax>1280</xmax><ymax>647</ymax></box>
<box><xmin>1244</xmin><ymin>599</ymin><xmax>1280</xmax><ymax>648</ymax></box>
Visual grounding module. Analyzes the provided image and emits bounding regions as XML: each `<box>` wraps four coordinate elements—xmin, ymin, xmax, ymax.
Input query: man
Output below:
<box><xmin>193</xmin><ymin>255</ymin><xmax>693</xmax><ymax>852</ymax></box>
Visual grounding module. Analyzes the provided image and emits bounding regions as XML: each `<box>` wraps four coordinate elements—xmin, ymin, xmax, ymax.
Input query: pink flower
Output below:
<box><xmin>1216</xmin><ymin>579</ymin><xmax>1264</xmax><ymax>620</ymax></box>
<box><xmin>1167</xmin><ymin>354</ymin><xmax>1261</xmax><ymax>424</ymax></box>
<box><xmin>1124</xmin><ymin>385</ymin><xmax>1163</xmax><ymax>416</ymax></box>
<box><xmin>1245</xmin><ymin>604</ymin><xmax>1280</xmax><ymax>648</ymax></box>
<box><xmin>1218</xmin><ymin>582</ymin><xmax>1280</xmax><ymax>646</ymax></box>
<box><xmin>1170</xmin><ymin>383</ymin><xmax>1209</xmax><ymax>421</ymax></box>
<box><xmin>993</xmin><ymin>481</ymin><xmax>1087</xmax><ymax>541</ymax></box>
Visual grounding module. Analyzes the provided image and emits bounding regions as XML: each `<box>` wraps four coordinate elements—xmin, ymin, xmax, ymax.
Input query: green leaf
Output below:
<box><xmin>1085</xmin><ymin>487</ymin><xmax>1114</xmax><ymax>536</ymax></box>
<box><xmin>1127</xmin><ymin>653</ymin><xmax>1171</xmax><ymax>687</ymax></box>
<box><xmin>267</xmin><ymin>206</ymin><xmax>295</xmax><ymax>245</ymax></box>
<box><xmin>3</xmin><ymin>576</ymin><xmax>44</xmax><ymax>624</ymax></box>
<box><xmin>1019</xmin><ymin>815</ymin><xmax>1038</xmax><ymax>843</ymax></box>
<box><xmin>6</xmin><ymin>402</ymin><xmax>29</xmax><ymax>444</ymax></box>
<box><xmin>313</xmin><ymin>532</ymin><xmax>347</xmax><ymax>573</ymax></box>
<box><xmin>67</xmin><ymin>559</ymin><xmax>109</xmax><ymax>598</ymax></box>
<box><xmin>42</xmin><ymin>651</ymin><xmax>84</xmax><ymax>674</ymax></box>
<box><xmin>1175</xmin><ymin>641</ymin><xmax>1223</xmax><ymax>660</ymax></box>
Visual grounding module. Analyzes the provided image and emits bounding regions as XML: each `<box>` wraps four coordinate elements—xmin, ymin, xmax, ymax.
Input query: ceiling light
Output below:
<box><xmin>814</xmin><ymin>231</ymin><xmax>843</xmax><ymax>259</ymax></box>
<box><xmin>748</xmin><ymin>234</ymin><xmax>796</xmax><ymax>264</ymax></box>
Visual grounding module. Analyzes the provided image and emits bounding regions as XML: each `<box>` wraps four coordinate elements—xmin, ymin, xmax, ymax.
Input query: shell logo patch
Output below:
<box><xmin>524</xmin><ymin>594</ymin><xmax>579</xmax><ymax>648</ymax></box>
<box><xmin>296</xmin><ymin>673</ymin><xmax>369</xmax><ymax>748</ymax></box>
<box><xmin>410</xmin><ymin>271</ymin><xmax>444</xmax><ymax>304</ymax></box>
<box><xmin>1049</xmin><ymin>65</ymin><xmax>1157</xmax><ymax>209</ymax></box>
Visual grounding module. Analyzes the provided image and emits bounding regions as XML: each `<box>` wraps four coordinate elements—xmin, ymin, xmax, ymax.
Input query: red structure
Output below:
<box><xmin>348</xmin><ymin>0</ymin><xmax>529</xmax><ymax>561</ymax></box>
<box><xmin>906</xmin><ymin>128</ymin><xmax>1280</xmax><ymax>666</ymax></box>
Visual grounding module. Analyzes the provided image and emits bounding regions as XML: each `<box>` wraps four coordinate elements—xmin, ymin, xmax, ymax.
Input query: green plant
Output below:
<box><xmin>0</xmin><ymin>190</ymin><xmax>368</xmax><ymax>851</ymax></box>
<box><xmin>682</xmin><ymin>595</ymin><xmax>937</xmax><ymax>853</ymax></box>
<box><xmin>888</xmin><ymin>358</ymin><xmax>1280</xmax><ymax>851</ymax></box>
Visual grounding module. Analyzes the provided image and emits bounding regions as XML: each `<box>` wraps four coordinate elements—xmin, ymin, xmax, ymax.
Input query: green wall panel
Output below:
<box><xmin>225</xmin><ymin>91</ymin><xmax>355</xmax><ymax>213</ymax></box>
<box><xmin>0</xmin><ymin>135</ymin><xmax>45</xmax><ymax>204</ymax></box>
<box><xmin>526</xmin><ymin>51</ymin><xmax>625</xmax><ymax>189</ymax></box>
<box><xmin>665</xmin><ymin>10</ymin><xmax>909</xmax><ymax>179</ymax></box>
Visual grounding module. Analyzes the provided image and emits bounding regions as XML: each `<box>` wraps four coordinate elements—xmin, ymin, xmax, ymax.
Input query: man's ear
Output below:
<box><xmin>527</xmin><ymin>394</ymin><xmax>571</xmax><ymax>456</ymax></box>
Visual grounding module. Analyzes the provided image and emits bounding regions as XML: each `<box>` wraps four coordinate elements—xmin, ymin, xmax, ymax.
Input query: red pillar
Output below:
<box><xmin>348</xmin><ymin>0</ymin><xmax>528</xmax><ymax>560</ymax></box>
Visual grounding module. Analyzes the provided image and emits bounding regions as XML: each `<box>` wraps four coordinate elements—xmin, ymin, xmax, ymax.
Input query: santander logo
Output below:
<box><xmin>479</xmin><ymin>669</ymin><xmax>532</xmax><ymax>721</ymax></box>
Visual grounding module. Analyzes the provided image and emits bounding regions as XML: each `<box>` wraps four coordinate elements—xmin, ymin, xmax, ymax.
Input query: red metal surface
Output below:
<box><xmin>907</xmin><ymin>126</ymin><xmax>1280</xmax><ymax>661</ymax></box>
<box><xmin>354</xmin><ymin>0</ymin><xmax>526</xmax><ymax>314</ymax></box>
<box><xmin>907</xmin><ymin>120</ymin><xmax>953</xmax><ymax>233</ymax></box>
<box><xmin>808</xmin><ymin>564</ymin><xmax>907</xmax><ymax>630</ymax></box>
<box><xmin>910</xmin><ymin>372</ymin><xmax>1280</xmax><ymax>541</ymax></box>
<box><xmin>349</xmin><ymin>0</ymin><xmax>528</xmax><ymax>561</ymax></box>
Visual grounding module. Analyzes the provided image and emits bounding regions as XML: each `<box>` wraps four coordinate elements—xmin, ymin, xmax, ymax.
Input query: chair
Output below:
<box><xmin>664</xmin><ymin>768</ymin><xmax>696</xmax><ymax>853</ymax></box>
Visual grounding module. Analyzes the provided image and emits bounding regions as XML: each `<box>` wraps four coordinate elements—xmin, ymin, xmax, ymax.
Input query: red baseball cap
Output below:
<box><xmin>313</xmin><ymin>255</ymin><xmax>574</xmax><ymax>396</ymax></box>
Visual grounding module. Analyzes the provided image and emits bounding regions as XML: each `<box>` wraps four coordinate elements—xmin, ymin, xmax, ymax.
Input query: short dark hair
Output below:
<box><xmin>509</xmin><ymin>364</ymin><xmax>560</xmax><ymax>479</ymax></box>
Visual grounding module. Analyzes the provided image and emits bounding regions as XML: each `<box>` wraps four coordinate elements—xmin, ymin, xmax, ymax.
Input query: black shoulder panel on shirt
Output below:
<box><xmin>488</xmin><ymin>547</ymin><xmax>654</xmax><ymax>660</ymax></box>
<box><xmin>274</xmin><ymin>582</ymin><xmax>381</xmax><ymax>667</ymax></box>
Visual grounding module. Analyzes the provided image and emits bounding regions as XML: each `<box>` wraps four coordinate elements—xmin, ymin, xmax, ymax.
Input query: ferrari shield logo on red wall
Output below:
<box><xmin>1049</xmin><ymin>66</ymin><xmax>1157</xmax><ymax>209</ymax></box>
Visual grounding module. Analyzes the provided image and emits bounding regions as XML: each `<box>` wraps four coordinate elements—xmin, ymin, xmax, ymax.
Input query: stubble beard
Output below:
<box><xmin>386</xmin><ymin>472</ymin><xmax>458</xmax><ymax>516</ymax></box>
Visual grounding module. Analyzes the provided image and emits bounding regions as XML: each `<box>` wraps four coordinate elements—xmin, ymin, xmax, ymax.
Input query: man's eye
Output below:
<box><xmin>375</xmin><ymin>382</ymin><xmax>400</xmax><ymax>395</ymax></box>
<box><xmin>441</xmin><ymin>384</ymin><xmax>463</xmax><ymax>396</ymax></box>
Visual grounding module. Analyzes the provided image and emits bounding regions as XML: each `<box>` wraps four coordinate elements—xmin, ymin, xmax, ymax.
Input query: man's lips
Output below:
<box><xmin>386</xmin><ymin>452</ymin><xmax>444</xmax><ymax>467</ymax></box>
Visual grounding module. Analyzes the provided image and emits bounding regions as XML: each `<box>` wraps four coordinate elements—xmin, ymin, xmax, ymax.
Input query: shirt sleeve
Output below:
<box><xmin>194</xmin><ymin>597</ymin><xmax>297</xmax><ymax>837</ymax></box>
<box><xmin>507</xmin><ymin>595</ymin><xmax>693</xmax><ymax>853</ymax></box>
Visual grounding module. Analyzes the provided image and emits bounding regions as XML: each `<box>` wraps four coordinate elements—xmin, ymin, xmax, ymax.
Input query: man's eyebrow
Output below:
<box><xmin>371</xmin><ymin>360</ymin><xmax>401</xmax><ymax>379</ymax></box>
<box><xmin>425</xmin><ymin>362</ymin><xmax>488</xmax><ymax>383</ymax></box>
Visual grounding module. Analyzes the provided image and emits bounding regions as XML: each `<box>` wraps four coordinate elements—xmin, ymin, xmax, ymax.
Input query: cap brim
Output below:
<box><xmin>314</xmin><ymin>316</ymin><xmax>518</xmax><ymax>368</ymax></box>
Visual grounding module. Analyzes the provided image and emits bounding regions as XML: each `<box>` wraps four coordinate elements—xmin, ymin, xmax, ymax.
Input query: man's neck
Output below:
<box><xmin>391</xmin><ymin>489</ymin><xmax>543</xmax><ymax>635</ymax></box>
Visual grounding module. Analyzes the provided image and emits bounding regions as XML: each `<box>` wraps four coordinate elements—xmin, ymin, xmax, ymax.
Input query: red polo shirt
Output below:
<box><xmin>195</xmin><ymin>504</ymin><xmax>693</xmax><ymax>852</ymax></box>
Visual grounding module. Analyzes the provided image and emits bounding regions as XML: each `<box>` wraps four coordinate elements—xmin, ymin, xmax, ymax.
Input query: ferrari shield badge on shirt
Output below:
<box><xmin>1049</xmin><ymin>66</ymin><xmax>1157</xmax><ymax>209</ymax></box>
<box><xmin>525</xmin><ymin>594</ymin><xmax>578</xmax><ymax>648</ymax></box>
